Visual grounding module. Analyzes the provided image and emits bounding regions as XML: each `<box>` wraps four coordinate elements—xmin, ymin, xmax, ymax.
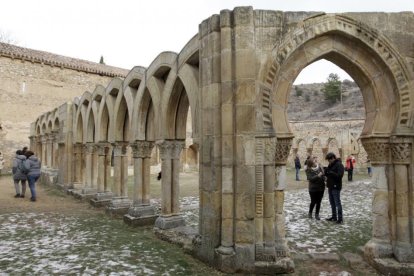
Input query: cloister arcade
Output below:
<box><xmin>30</xmin><ymin>7</ymin><xmax>414</xmax><ymax>275</ymax></box>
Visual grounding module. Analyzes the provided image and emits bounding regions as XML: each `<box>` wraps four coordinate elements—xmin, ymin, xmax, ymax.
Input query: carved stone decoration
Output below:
<box><xmin>360</xmin><ymin>137</ymin><xmax>390</xmax><ymax>165</ymax></box>
<box><xmin>113</xmin><ymin>142</ymin><xmax>128</xmax><ymax>156</ymax></box>
<box><xmin>96</xmin><ymin>143</ymin><xmax>110</xmax><ymax>156</ymax></box>
<box><xmin>85</xmin><ymin>143</ymin><xmax>95</xmax><ymax>154</ymax></box>
<box><xmin>157</xmin><ymin>140</ymin><xmax>185</xmax><ymax>160</ymax></box>
<box><xmin>275</xmin><ymin>138</ymin><xmax>293</xmax><ymax>165</ymax></box>
<box><xmin>263</xmin><ymin>137</ymin><xmax>277</xmax><ymax>165</ymax></box>
<box><xmin>390</xmin><ymin>136</ymin><xmax>412</xmax><ymax>165</ymax></box>
<box><xmin>131</xmin><ymin>140</ymin><xmax>155</xmax><ymax>159</ymax></box>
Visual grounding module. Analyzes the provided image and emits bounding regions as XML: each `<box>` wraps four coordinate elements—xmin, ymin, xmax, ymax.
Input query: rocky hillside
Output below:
<box><xmin>287</xmin><ymin>80</ymin><xmax>365</xmax><ymax>121</ymax></box>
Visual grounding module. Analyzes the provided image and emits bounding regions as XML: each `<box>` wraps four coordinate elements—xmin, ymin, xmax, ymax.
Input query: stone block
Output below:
<box><xmin>155</xmin><ymin>215</ymin><xmax>185</xmax><ymax>230</ymax></box>
<box><xmin>215</xmin><ymin>246</ymin><xmax>236</xmax><ymax>273</ymax></box>
<box><xmin>124</xmin><ymin>214</ymin><xmax>158</xmax><ymax>227</ymax></box>
<box><xmin>235</xmin><ymin>220</ymin><xmax>254</xmax><ymax>243</ymax></box>
<box><xmin>106</xmin><ymin>197</ymin><xmax>132</xmax><ymax>217</ymax></box>
<box><xmin>221</xmin><ymin>193</ymin><xmax>233</xmax><ymax>219</ymax></box>
<box><xmin>234</xmin><ymin>243</ymin><xmax>255</xmax><ymax>272</ymax></box>
<box><xmin>342</xmin><ymin>252</ymin><xmax>363</xmax><ymax>268</ymax></box>
<box><xmin>310</xmin><ymin>252</ymin><xmax>340</xmax><ymax>262</ymax></box>
<box><xmin>234</xmin><ymin>50</ymin><xmax>256</xmax><ymax>79</ymax></box>
<box><xmin>236</xmin><ymin>105</ymin><xmax>256</xmax><ymax>133</ymax></box>
<box><xmin>235</xmin><ymin>193</ymin><xmax>254</xmax><ymax>220</ymax></box>
<box><xmin>254</xmin><ymin>258</ymin><xmax>295</xmax><ymax>274</ymax></box>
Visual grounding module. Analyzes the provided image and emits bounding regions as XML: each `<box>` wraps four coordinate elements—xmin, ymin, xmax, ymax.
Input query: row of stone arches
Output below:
<box><xmin>30</xmin><ymin>8</ymin><xmax>414</xmax><ymax>275</ymax></box>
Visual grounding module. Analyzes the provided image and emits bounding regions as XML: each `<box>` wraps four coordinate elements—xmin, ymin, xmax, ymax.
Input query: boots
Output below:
<box><xmin>315</xmin><ymin>213</ymin><xmax>320</xmax><ymax>220</ymax></box>
<box><xmin>308</xmin><ymin>212</ymin><xmax>312</xmax><ymax>219</ymax></box>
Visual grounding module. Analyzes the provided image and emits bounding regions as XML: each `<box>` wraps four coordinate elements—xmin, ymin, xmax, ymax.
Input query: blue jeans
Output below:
<box><xmin>28</xmin><ymin>175</ymin><xmax>40</xmax><ymax>200</ymax></box>
<box><xmin>328</xmin><ymin>188</ymin><xmax>342</xmax><ymax>221</ymax></box>
<box><xmin>295</xmin><ymin>168</ymin><xmax>300</xmax><ymax>180</ymax></box>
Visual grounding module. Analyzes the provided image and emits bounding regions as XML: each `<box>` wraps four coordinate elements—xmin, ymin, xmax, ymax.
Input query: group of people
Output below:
<box><xmin>300</xmin><ymin>152</ymin><xmax>345</xmax><ymax>224</ymax></box>
<box><xmin>12</xmin><ymin>147</ymin><xmax>41</xmax><ymax>202</ymax></box>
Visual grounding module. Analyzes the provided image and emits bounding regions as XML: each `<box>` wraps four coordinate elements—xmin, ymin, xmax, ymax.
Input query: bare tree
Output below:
<box><xmin>0</xmin><ymin>29</ymin><xmax>18</xmax><ymax>44</ymax></box>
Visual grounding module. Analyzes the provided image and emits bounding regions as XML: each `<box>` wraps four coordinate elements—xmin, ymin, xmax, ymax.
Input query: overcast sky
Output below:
<box><xmin>0</xmin><ymin>0</ymin><xmax>412</xmax><ymax>84</ymax></box>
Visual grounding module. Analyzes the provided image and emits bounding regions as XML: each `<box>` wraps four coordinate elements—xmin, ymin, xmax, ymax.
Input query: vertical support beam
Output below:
<box><xmin>154</xmin><ymin>140</ymin><xmax>185</xmax><ymax>229</ymax></box>
<box><xmin>112</xmin><ymin>142</ymin><xmax>128</xmax><ymax>197</ymax></box>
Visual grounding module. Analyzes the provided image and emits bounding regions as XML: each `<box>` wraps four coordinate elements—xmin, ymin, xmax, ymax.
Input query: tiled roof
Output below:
<box><xmin>0</xmin><ymin>42</ymin><xmax>129</xmax><ymax>78</ymax></box>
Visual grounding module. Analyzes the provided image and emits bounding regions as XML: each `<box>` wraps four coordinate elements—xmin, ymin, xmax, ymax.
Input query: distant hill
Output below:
<box><xmin>287</xmin><ymin>80</ymin><xmax>365</xmax><ymax>121</ymax></box>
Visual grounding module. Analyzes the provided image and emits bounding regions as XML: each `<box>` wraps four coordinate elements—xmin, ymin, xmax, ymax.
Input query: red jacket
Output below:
<box><xmin>345</xmin><ymin>156</ymin><xmax>356</xmax><ymax>170</ymax></box>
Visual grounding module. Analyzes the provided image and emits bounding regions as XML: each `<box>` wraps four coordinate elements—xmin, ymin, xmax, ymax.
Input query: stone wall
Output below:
<box><xmin>0</xmin><ymin>54</ymin><xmax>127</xmax><ymax>172</ymax></box>
<box><xmin>287</xmin><ymin>119</ymin><xmax>368</xmax><ymax>169</ymax></box>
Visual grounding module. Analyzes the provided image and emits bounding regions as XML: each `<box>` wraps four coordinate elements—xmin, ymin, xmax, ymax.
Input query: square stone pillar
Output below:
<box><xmin>124</xmin><ymin>141</ymin><xmax>158</xmax><ymax>226</ymax></box>
<box><xmin>154</xmin><ymin>140</ymin><xmax>185</xmax><ymax>229</ymax></box>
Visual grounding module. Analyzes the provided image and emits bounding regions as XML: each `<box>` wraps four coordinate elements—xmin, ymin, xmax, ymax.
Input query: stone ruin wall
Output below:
<box><xmin>287</xmin><ymin>119</ymin><xmax>368</xmax><ymax>170</ymax></box>
<box><xmin>0</xmin><ymin>54</ymin><xmax>127</xmax><ymax>171</ymax></box>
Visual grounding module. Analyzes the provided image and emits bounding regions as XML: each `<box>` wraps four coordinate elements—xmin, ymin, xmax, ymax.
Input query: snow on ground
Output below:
<box><xmin>0</xmin><ymin>180</ymin><xmax>373</xmax><ymax>274</ymax></box>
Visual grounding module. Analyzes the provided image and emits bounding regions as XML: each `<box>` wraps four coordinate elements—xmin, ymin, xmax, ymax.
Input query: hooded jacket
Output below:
<box><xmin>24</xmin><ymin>155</ymin><xmax>41</xmax><ymax>176</ymax></box>
<box><xmin>325</xmin><ymin>159</ymin><xmax>344</xmax><ymax>190</ymax></box>
<box><xmin>306</xmin><ymin>164</ymin><xmax>325</xmax><ymax>192</ymax></box>
<box><xmin>12</xmin><ymin>154</ymin><xmax>27</xmax><ymax>180</ymax></box>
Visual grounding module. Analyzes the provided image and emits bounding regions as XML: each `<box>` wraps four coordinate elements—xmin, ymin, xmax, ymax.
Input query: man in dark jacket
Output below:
<box><xmin>325</xmin><ymin>152</ymin><xmax>344</xmax><ymax>224</ymax></box>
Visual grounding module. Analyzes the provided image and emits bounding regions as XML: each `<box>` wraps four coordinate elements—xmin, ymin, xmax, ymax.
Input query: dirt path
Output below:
<box><xmin>0</xmin><ymin>175</ymin><xmax>96</xmax><ymax>215</ymax></box>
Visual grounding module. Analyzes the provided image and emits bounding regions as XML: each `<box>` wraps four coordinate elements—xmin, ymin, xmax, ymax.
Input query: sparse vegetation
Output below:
<box><xmin>305</xmin><ymin>94</ymin><xmax>310</xmax><ymax>102</ymax></box>
<box><xmin>295</xmin><ymin>86</ymin><xmax>303</xmax><ymax>97</ymax></box>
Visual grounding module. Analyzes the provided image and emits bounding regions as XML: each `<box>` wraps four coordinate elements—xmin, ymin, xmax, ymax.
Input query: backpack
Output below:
<box><xmin>18</xmin><ymin>160</ymin><xmax>29</xmax><ymax>174</ymax></box>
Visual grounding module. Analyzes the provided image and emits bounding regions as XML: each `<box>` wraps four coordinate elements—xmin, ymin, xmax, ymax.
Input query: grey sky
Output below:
<box><xmin>0</xmin><ymin>0</ymin><xmax>412</xmax><ymax>83</ymax></box>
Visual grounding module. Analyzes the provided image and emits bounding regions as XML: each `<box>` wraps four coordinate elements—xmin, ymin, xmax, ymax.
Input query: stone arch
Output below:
<box><xmin>114</xmin><ymin>87</ymin><xmax>133</xmax><ymax>142</ymax></box>
<box><xmin>74</xmin><ymin>92</ymin><xmax>92</xmax><ymax>143</ymax></box>
<box><xmin>263</xmin><ymin>14</ymin><xmax>412</xmax><ymax>139</ymax></box>
<box><xmin>327</xmin><ymin>137</ymin><xmax>341</xmax><ymax>158</ymax></box>
<box><xmin>123</xmin><ymin>66</ymin><xmax>146</xmax><ymax>103</ymax></box>
<box><xmin>102</xmin><ymin>78</ymin><xmax>122</xmax><ymax>143</ymax></box>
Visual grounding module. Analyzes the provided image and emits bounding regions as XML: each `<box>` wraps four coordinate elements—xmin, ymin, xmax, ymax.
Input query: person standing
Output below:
<box><xmin>366</xmin><ymin>158</ymin><xmax>372</xmax><ymax>177</ymax></box>
<box><xmin>325</xmin><ymin>152</ymin><xmax>345</xmax><ymax>224</ymax></box>
<box><xmin>23</xmin><ymin>151</ymin><xmax>41</xmax><ymax>202</ymax></box>
<box><xmin>345</xmin><ymin>154</ymin><xmax>356</xmax><ymax>181</ymax></box>
<box><xmin>305</xmin><ymin>156</ymin><xmax>325</xmax><ymax>220</ymax></box>
<box><xmin>294</xmin><ymin>154</ymin><xmax>301</xmax><ymax>181</ymax></box>
<box><xmin>12</xmin><ymin>150</ymin><xmax>27</xmax><ymax>198</ymax></box>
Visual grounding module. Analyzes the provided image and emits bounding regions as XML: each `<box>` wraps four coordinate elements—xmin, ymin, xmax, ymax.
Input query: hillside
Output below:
<box><xmin>287</xmin><ymin>80</ymin><xmax>365</xmax><ymax>121</ymax></box>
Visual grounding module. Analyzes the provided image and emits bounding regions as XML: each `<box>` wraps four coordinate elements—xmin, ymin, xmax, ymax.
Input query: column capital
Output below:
<box><xmin>131</xmin><ymin>141</ymin><xmax>154</xmax><ymax>158</ymax></box>
<box><xmin>275</xmin><ymin>137</ymin><xmax>293</xmax><ymax>165</ymax></box>
<box><xmin>390</xmin><ymin>136</ymin><xmax>412</xmax><ymax>165</ymax></box>
<box><xmin>255</xmin><ymin>137</ymin><xmax>277</xmax><ymax>165</ymax></box>
<box><xmin>85</xmin><ymin>143</ymin><xmax>96</xmax><ymax>154</ymax></box>
<box><xmin>157</xmin><ymin>140</ymin><xmax>185</xmax><ymax>160</ymax></box>
<box><xmin>112</xmin><ymin>142</ymin><xmax>128</xmax><ymax>156</ymax></box>
<box><xmin>360</xmin><ymin>137</ymin><xmax>391</xmax><ymax>165</ymax></box>
<box><xmin>96</xmin><ymin>143</ymin><xmax>110</xmax><ymax>156</ymax></box>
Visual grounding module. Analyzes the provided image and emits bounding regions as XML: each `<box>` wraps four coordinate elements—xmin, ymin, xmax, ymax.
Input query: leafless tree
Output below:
<box><xmin>0</xmin><ymin>29</ymin><xmax>18</xmax><ymax>44</ymax></box>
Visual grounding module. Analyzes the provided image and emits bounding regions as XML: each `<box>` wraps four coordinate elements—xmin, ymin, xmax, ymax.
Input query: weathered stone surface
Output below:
<box><xmin>310</xmin><ymin>252</ymin><xmax>340</xmax><ymax>262</ymax></box>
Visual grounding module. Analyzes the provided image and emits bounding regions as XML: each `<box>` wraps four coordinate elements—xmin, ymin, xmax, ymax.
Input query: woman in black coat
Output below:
<box><xmin>305</xmin><ymin>156</ymin><xmax>325</xmax><ymax>220</ymax></box>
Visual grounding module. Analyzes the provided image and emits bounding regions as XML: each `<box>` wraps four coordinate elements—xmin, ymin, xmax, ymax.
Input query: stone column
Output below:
<box><xmin>82</xmin><ymin>143</ymin><xmax>96</xmax><ymax>194</ymax></box>
<box><xmin>46</xmin><ymin>134</ymin><xmax>53</xmax><ymax>168</ymax></box>
<box><xmin>124</xmin><ymin>141</ymin><xmax>157</xmax><ymax>226</ymax></box>
<box><xmin>154</xmin><ymin>140</ymin><xmax>185</xmax><ymax>229</ymax></box>
<box><xmin>41</xmin><ymin>135</ymin><xmax>47</xmax><ymax>167</ymax></box>
<box><xmin>90</xmin><ymin>143</ymin><xmax>113</xmax><ymax>207</ymax></box>
<box><xmin>72</xmin><ymin>143</ymin><xmax>83</xmax><ymax>190</ymax></box>
<box><xmin>362</xmin><ymin>137</ymin><xmax>394</xmax><ymax>261</ymax></box>
<box><xmin>29</xmin><ymin>136</ymin><xmax>36</xmax><ymax>154</ymax></box>
<box><xmin>36</xmin><ymin>138</ymin><xmax>42</xmax><ymax>161</ymax></box>
<box><xmin>274</xmin><ymin>137</ymin><xmax>293</xmax><ymax>259</ymax></box>
<box><xmin>106</xmin><ymin>142</ymin><xmax>131</xmax><ymax>216</ymax></box>
<box><xmin>390</xmin><ymin>136</ymin><xmax>413</xmax><ymax>262</ymax></box>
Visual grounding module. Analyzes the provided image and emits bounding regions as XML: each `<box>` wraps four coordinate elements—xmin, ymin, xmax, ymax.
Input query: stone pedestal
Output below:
<box><xmin>124</xmin><ymin>205</ymin><xmax>158</xmax><ymax>226</ymax></box>
<box><xmin>154</xmin><ymin>215</ymin><xmax>185</xmax><ymax>229</ymax></box>
<box><xmin>215</xmin><ymin>246</ymin><xmax>237</xmax><ymax>273</ymax></box>
<box><xmin>106</xmin><ymin>197</ymin><xmax>132</xmax><ymax>217</ymax></box>
<box><xmin>90</xmin><ymin>192</ymin><xmax>114</xmax><ymax>207</ymax></box>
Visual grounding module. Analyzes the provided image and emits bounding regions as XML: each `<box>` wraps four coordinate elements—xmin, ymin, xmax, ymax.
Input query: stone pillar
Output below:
<box><xmin>92</xmin><ymin>146</ymin><xmax>98</xmax><ymax>189</ymax></box>
<box><xmin>390</xmin><ymin>136</ymin><xmax>413</xmax><ymax>262</ymax></box>
<box><xmin>72</xmin><ymin>143</ymin><xmax>83</xmax><ymax>190</ymax></box>
<box><xmin>124</xmin><ymin>141</ymin><xmax>157</xmax><ymax>226</ymax></box>
<box><xmin>29</xmin><ymin>136</ymin><xmax>36</xmax><ymax>154</ymax></box>
<box><xmin>82</xmin><ymin>143</ymin><xmax>96</xmax><ymax>194</ymax></box>
<box><xmin>41</xmin><ymin>135</ymin><xmax>47</xmax><ymax>167</ymax></box>
<box><xmin>46</xmin><ymin>134</ymin><xmax>53</xmax><ymax>168</ymax></box>
<box><xmin>90</xmin><ymin>143</ymin><xmax>113</xmax><ymax>207</ymax></box>
<box><xmin>106</xmin><ymin>142</ymin><xmax>131</xmax><ymax>216</ymax></box>
<box><xmin>36</xmin><ymin>138</ymin><xmax>42</xmax><ymax>162</ymax></box>
<box><xmin>154</xmin><ymin>140</ymin><xmax>185</xmax><ymax>229</ymax></box>
<box><xmin>362</xmin><ymin>137</ymin><xmax>394</xmax><ymax>261</ymax></box>
<box><xmin>274</xmin><ymin>138</ymin><xmax>293</xmax><ymax>258</ymax></box>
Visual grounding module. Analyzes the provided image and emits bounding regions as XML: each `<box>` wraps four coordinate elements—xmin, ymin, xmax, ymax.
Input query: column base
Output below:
<box><xmin>394</xmin><ymin>242</ymin><xmax>414</xmax><ymax>263</ymax></box>
<box><xmin>364</xmin><ymin>238</ymin><xmax>394</xmax><ymax>261</ymax></box>
<box><xmin>72</xmin><ymin>186</ymin><xmax>96</xmax><ymax>201</ymax></box>
<box><xmin>154</xmin><ymin>214</ymin><xmax>185</xmax><ymax>229</ymax></box>
<box><xmin>124</xmin><ymin>204</ymin><xmax>158</xmax><ymax>226</ymax></box>
<box><xmin>90</xmin><ymin>192</ymin><xmax>114</xmax><ymax>207</ymax></box>
<box><xmin>106</xmin><ymin>197</ymin><xmax>132</xmax><ymax>217</ymax></box>
<box><xmin>215</xmin><ymin>246</ymin><xmax>236</xmax><ymax>273</ymax></box>
<box><xmin>254</xmin><ymin>258</ymin><xmax>295</xmax><ymax>275</ymax></box>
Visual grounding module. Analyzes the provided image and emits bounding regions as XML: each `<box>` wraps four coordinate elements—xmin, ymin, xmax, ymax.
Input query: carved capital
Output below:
<box><xmin>390</xmin><ymin>136</ymin><xmax>412</xmax><ymax>165</ymax></box>
<box><xmin>113</xmin><ymin>142</ymin><xmax>128</xmax><ymax>156</ymax></box>
<box><xmin>131</xmin><ymin>141</ymin><xmax>155</xmax><ymax>158</ymax></box>
<box><xmin>96</xmin><ymin>143</ymin><xmax>110</xmax><ymax>156</ymax></box>
<box><xmin>85</xmin><ymin>143</ymin><xmax>96</xmax><ymax>154</ymax></box>
<box><xmin>360</xmin><ymin>137</ymin><xmax>390</xmax><ymax>165</ymax></box>
<box><xmin>157</xmin><ymin>140</ymin><xmax>184</xmax><ymax>160</ymax></box>
<box><xmin>275</xmin><ymin>138</ymin><xmax>293</xmax><ymax>165</ymax></box>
